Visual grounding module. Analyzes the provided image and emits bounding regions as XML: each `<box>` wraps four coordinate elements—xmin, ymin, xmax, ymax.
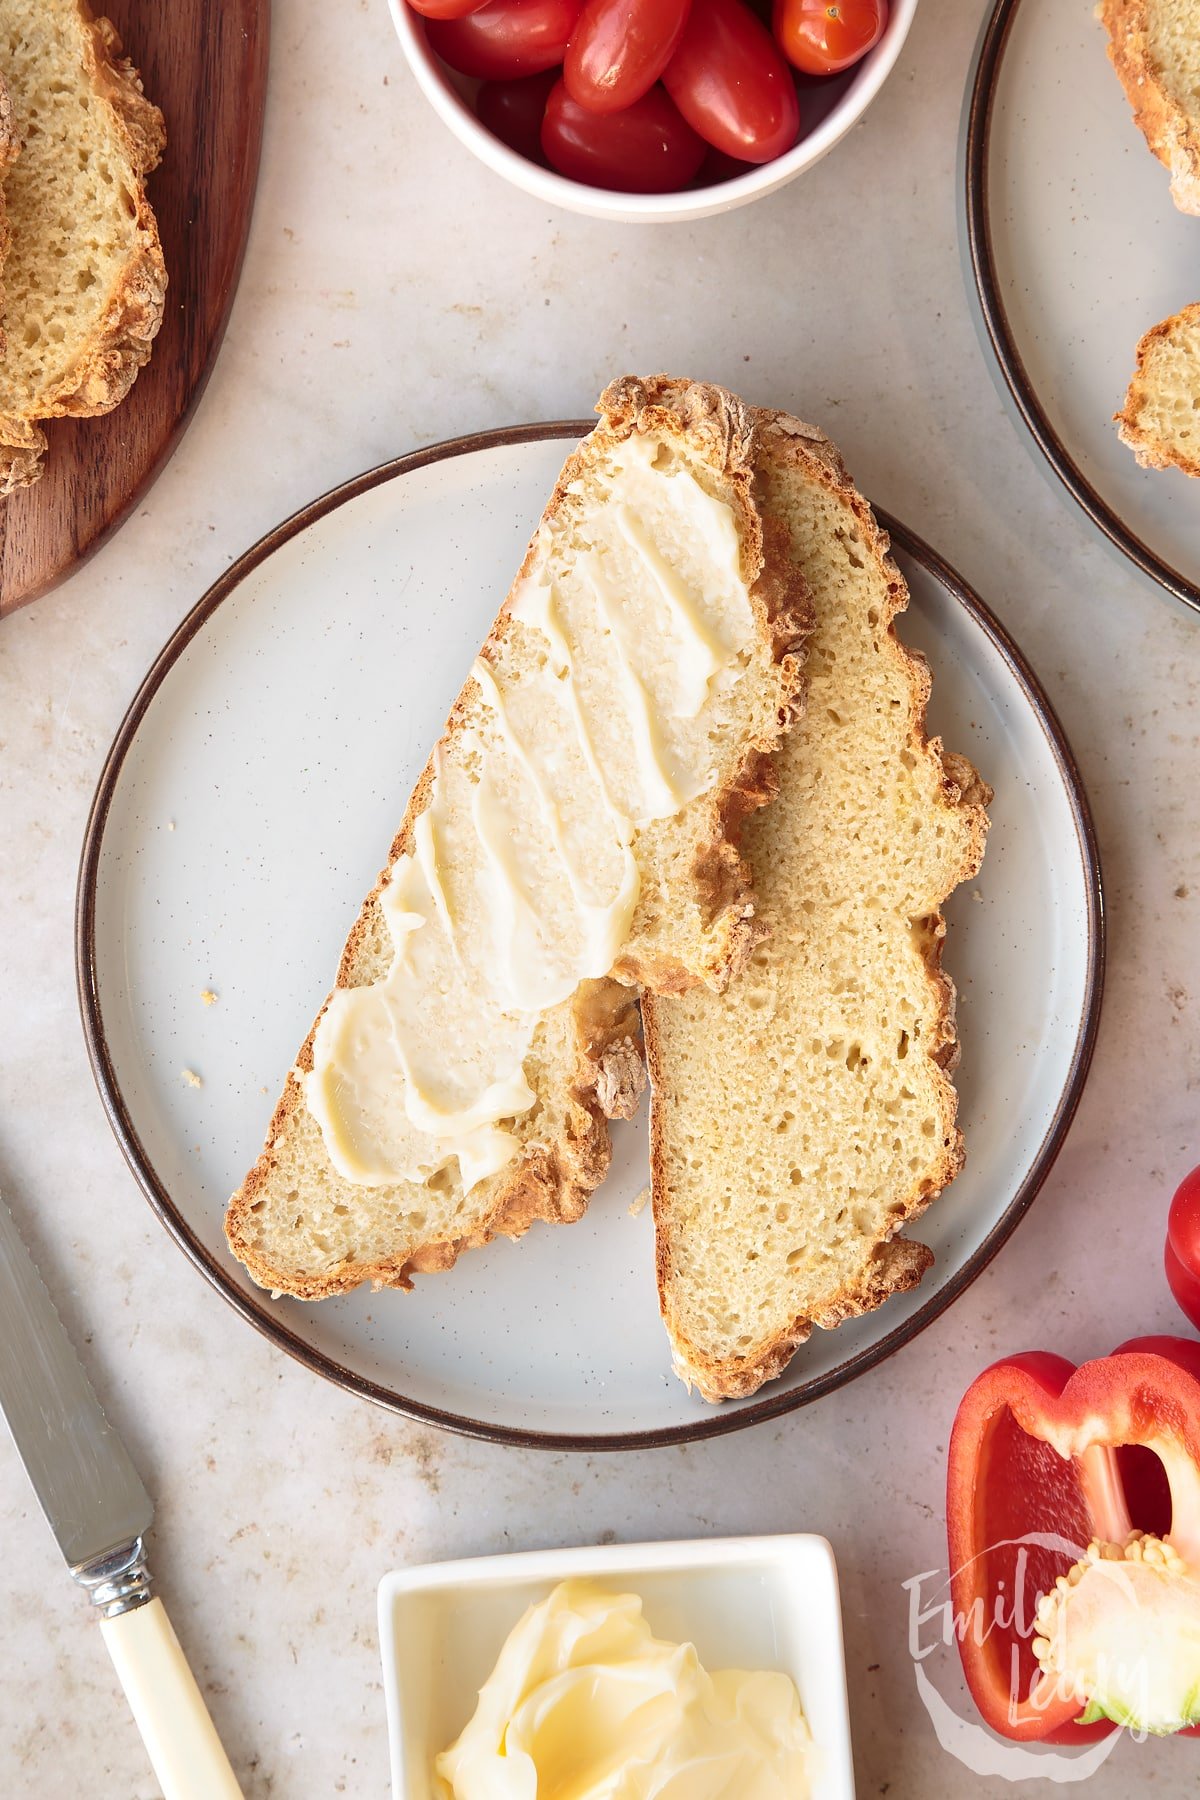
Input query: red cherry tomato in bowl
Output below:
<box><xmin>406</xmin><ymin>0</ymin><xmax>491</xmax><ymax>21</ymax></box>
<box><xmin>541</xmin><ymin>78</ymin><xmax>706</xmax><ymax>191</ymax></box>
<box><xmin>475</xmin><ymin>70</ymin><xmax>559</xmax><ymax>161</ymax></box>
<box><xmin>424</xmin><ymin>0</ymin><xmax>581</xmax><ymax>79</ymax></box>
<box><xmin>663</xmin><ymin>0</ymin><xmax>800</xmax><ymax>164</ymax></box>
<box><xmin>772</xmin><ymin>0</ymin><xmax>887</xmax><ymax>76</ymax></box>
<box><xmin>1166</xmin><ymin>1163</ymin><xmax>1200</xmax><ymax>1332</ymax></box>
<box><xmin>563</xmin><ymin>0</ymin><xmax>692</xmax><ymax>115</ymax></box>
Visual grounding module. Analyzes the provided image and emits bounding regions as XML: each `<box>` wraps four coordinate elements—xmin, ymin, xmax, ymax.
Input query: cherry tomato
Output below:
<box><xmin>406</xmin><ymin>0</ymin><xmax>491</xmax><ymax>21</ymax></box>
<box><xmin>541</xmin><ymin>79</ymin><xmax>705</xmax><ymax>191</ymax></box>
<box><xmin>1166</xmin><ymin>1163</ymin><xmax>1200</xmax><ymax>1332</ymax></box>
<box><xmin>425</xmin><ymin>0</ymin><xmax>581</xmax><ymax>79</ymax></box>
<box><xmin>663</xmin><ymin>0</ymin><xmax>800</xmax><ymax>164</ymax></box>
<box><xmin>475</xmin><ymin>70</ymin><xmax>559</xmax><ymax>161</ymax></box>
<box><xmin>772</xmin><ymin>0</ymin><xmax>887</xmax><ymax>76</ymax></box>
<box><xmin>564</xmin><ymin>0</ymin><xmax>692</xmax><ymax>115</ymax></box>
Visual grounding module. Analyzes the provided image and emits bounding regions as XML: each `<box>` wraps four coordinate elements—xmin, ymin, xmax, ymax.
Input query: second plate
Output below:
<box><xmin>965</xmin><ymin>0</ymin><xmax>1200</xmax><ymax>615</ymax></box>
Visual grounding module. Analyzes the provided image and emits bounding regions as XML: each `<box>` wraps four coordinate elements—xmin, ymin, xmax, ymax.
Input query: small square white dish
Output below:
<box><xmin>378</xmin><ymin>1533</ymin><xmax>855</xmax><ymax>1798</ymax></box>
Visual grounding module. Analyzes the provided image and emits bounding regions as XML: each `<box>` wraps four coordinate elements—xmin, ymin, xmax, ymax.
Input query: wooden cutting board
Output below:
<box><xmin>0</xmin><ymin>0</ymin><xmax>269</xmax><ymax>617</ymax></box>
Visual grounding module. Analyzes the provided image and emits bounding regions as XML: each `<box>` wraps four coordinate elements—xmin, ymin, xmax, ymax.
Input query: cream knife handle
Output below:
<box><xmin>99</xmin><ymin>1598</ymin><xmax>244</xmax><ymax>1800</ymax></box>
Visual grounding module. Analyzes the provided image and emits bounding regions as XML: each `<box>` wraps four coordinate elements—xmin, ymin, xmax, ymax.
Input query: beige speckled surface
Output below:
<box><xmin>2</xmin><ymin>0</ymin><xmax>1199</xmax><ymax>1793</ymax></box>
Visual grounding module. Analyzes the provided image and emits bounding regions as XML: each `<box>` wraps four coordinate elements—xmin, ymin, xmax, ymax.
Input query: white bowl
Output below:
<box><xmin>388</xmin><ymin>0</ymin><xmax>918</xmax><ymax>222</ymax></box>
<box><xmin>378</xmin><ymin>1534</ymin><xmax>855</xmax><ymax>1797</ymax></box>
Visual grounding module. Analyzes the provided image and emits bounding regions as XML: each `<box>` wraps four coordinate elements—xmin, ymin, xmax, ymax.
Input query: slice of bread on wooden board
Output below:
<box><xmin>0</xmin><ymin>0</ymin><xmax>166</xmax><ymax>494</ymax></box>
<box><xmin>1115</xmin><ymin>301</ymin><xmax>1200</xmax><ymax>474</ymax></box>
<box><xmin>225</xmin><ymin>377</ymin><xmax>810</xmax><ymax>1302</ymax></box>
<box><xmin>1098</xmin><ymin>0</ymin><xmax>1200</xmax><ymax>215</ymax></box>
<box><xmin>643</xmin><ymin>412</ymin><xmax>990</xmax><ymax>1403</ymax></box>
<box><xmin>0</xmin><ymin>73</ymin><xmax>18</xmax><ymax>359</ymax></box>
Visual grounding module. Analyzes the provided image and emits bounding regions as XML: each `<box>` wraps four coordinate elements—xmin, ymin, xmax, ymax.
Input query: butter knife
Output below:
<box><xmin>0</xmin><ymin>1192</ymin><xmax>242</xmax><ymax>1799</ymax></box>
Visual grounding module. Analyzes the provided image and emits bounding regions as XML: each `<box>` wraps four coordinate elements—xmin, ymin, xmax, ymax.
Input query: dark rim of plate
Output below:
<box><xmin>76</xmin><ymin>421</ymin><xmax>1105</xmax><ymax>1453</ymax></box>
<box><xmin>963</xmin><ymin>0</ymin><xmax>1200</xmax><ymax>620</ymax></box>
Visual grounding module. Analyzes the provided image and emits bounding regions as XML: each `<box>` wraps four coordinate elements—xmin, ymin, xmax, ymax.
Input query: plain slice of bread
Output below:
<box><xmin>0</xmin><ymin>72</ymin><xmax>18</xmax><ymax>358</ymax></box>
<box><xmin>0</xmin><ymin>0</ymin><xmax>166</xmax><ymax>494</ymax></box>
<box><xmin>225</xmin><ymin>377</ymin><xmax>810</xmax><ymax>1302</ymax></box>
<box><xmin>1115</xmin><ymin>301</ymin><xmax>1200</xmax><ymax>474</ymax></box>
<box><xmin>1098</xmin><ymin>0</ymin><xmax>1200</xmax><ymax>214</ymax></box>
<box><xmin>643</xmin><ymin>413</ymin><xmax>990</xmax><ymax>1403</ymax></box>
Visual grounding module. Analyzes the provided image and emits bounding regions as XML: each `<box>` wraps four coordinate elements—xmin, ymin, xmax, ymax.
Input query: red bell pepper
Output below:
<box><xmin>1166</xmin><ymin>1164</ymin><xmax>1200</xmax><ymax>1333</ymax></box>
<box><xmin>947</xmin><ymin>1340</ymin><xmax>1200</xmax><ymax>1742</ymax></box>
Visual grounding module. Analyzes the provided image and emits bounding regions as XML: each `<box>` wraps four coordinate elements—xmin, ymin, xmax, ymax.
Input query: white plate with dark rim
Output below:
<box><xmin>77</xmin><ymin>423</ymin><xmax>1103</xmax><ymax>1450</ymax></box>
<box><xmin>963</xmin><ymin>0</ymin><xmax>1200</xmax><ymax>618</ymax></box>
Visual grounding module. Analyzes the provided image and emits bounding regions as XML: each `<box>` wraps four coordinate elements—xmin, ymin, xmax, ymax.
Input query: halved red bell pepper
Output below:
<box><xmin>947</xmin><ymin>1340</ymin><xmax>1200</xmax><ymax>1742</ymax></box>
<box><xmin>1166</xmin><ymin>1165</ymin><xmax>1200</xmax><ymax>1333</ymax></box>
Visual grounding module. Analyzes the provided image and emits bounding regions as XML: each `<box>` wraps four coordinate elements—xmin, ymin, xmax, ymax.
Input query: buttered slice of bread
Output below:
<box><xmin>226</xmin><ymin>377</ymin><xmax>809</xmax><ymax>1301</ymax></box>
<box><xmin>0</xmin><ymin>0</ymin><xmax>166</xmax><ymax>494</ymax></box>
<box><xmin>643</xmin><ymin>414</ymin><xmax>990</xmax><ymax>1403</ymax></box>
<box><xmin>1099</xmin><ymin>0</ymin><xmax>1200</xmax><ymax>215</ymax></box>
<box><xmin>1115</xmin><ymin>301</ymin><xmax>1200</xmax><ymax>474</ymax></box>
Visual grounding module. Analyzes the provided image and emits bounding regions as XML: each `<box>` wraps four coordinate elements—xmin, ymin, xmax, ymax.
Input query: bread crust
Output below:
<box><xmin>0</xmin><ymin>3</ymin><xmax>167</xmax><ymax>494</ymax></box>
<box><xmin>1098</xmin><ymin>0</ymin><xmax>1200</xmax><ymax>215</ymax></box>
<box><xmin>645</xmin><ymin>409</ymin><xmax>991</xmax><ymax>1404</ymax></box>
<box><xmin>1114</xmin><ymin>300</ymin><xmax>1200</xmax><ymax>475</ymax></box>
<box><xmin>225</xmin><ymin>377</ymin><xmax>811</xmax><ymax>1300</ymax></box>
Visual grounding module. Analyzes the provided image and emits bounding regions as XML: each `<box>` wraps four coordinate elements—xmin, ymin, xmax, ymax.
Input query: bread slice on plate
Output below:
<box><xmin>1115</xmin><ymin>301</ymin><xmax>1200</xmax><ymax>474</ymax></box>
<box><xmin>1098</xmin><ymin>0</ymin><xmax>1200</xmax><ymax>215</ymax></box>
<box><xmin>0</xmin><ymin>0</ymin><xmax>167</xmax><ymax>494</ymax></box>
<box><xmin>226</xmin><ymin>377</ymin><xmax>811</xmax><ymax>1301</ymax></box>
<box><xmin>642</xmin><ymin>413</ymin><xmax>991</xmax><ymax>1403</ymax></box>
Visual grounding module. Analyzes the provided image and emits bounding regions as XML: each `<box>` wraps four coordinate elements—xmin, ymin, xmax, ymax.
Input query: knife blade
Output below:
<box><xmin>0</xmin><ymin>1191</ymin><xmax>243</xmax><ymax>1798</ymax></box>
<box><xmin>0</xmin><ymin>1192</ymin><xmax>152</xmax><ymax>1573</ymax></box>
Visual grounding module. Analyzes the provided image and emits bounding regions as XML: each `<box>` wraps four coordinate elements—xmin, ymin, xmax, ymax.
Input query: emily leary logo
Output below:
<box><xmin>902</xmin><ymin>1531</ymin><xmax>1141</xmax><ymax>1783</ymax></box>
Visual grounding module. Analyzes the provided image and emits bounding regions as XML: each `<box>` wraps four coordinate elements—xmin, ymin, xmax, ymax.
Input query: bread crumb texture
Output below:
<box><xmin>0</xmin><ymin>72</ymin><xmax>20</xmax><ymax>356</ymax></box>
<box><xmin>0</xmin><ymin>0</ymin><xmax>166</xmax><ymax>491</ymax></box>
<box><xmin>1099</xmin><ymin>0</ymin><xmax>1200</xmax><ymax>214</ymax></box>
<box><xmin>644</xmin><ymin>414</ymin><xmax>990</xmax><ymax>1402</ymax></box>
<box><xmin>1116</xmin><ymin>301</ymin><xmax>1200</xmax><ymax>475</ymax></box>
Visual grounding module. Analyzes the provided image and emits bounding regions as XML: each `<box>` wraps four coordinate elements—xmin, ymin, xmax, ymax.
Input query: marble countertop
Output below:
<box><xmin>3</xmin><ymin>0</ymin><xmax>1199</xmax><ymax>1793</ymax></box>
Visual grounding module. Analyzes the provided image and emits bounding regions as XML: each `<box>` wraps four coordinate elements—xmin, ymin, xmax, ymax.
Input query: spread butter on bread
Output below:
<box><xmin>225</xmin><ymin>377</ymin><xmax>810</xmax><ymax>1300</ymax></box>
<box><xmin>642</xmin><ymin>413</ymin><xmax>990</xmax><ymax>1402</ymax></box>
